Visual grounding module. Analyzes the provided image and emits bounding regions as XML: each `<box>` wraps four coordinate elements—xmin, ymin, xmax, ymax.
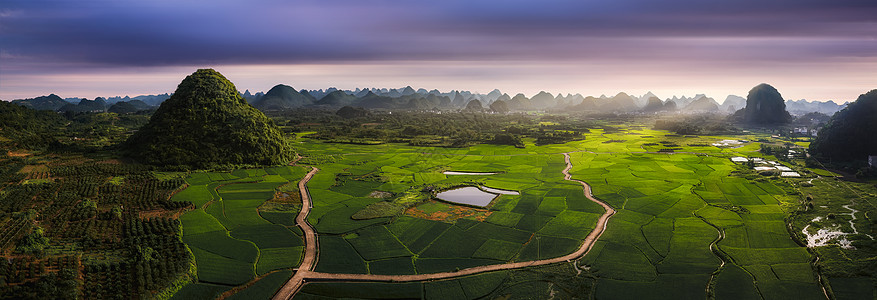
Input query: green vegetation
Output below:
<box><xmin>0</xmin><ymin>154</ymin><xmax>193</xmax><ymax>299</ymax></box>
<box><xmin>172</xmin><ymin>166</ymin><xmax>307</xmax><ymax>290</ymax></box>
<box><xmin>0</xmin><ymin>101</ymin><xmax>67</xmax><ymax>149</ymax></box>
<box><xmin>735</xmin><ymin>83</ymin><xmax>793</xmax><ymax>124</ymax></box>
<box><xmin>252</xmin><ymin>84</ymin><xmax>314</xmax><ymax>110</ymax></box>
<box><xmin>125</xmin><ymin>69</ymin><xmax>292</xmax><ymax>168</ymax></box>
<box><xmin>3</xmin><ymin>90</ymin><xmax>876</xmax><ymax>299</ymax></box>
<box><xmin>810</xmin><ymin>89</ymin><xmax>877</xmax><ymax>162</ymax></box>
<box><xmin>227</xmin><ymin>270</ymin><xmax>293</xmax><ymax>300</ymax></box>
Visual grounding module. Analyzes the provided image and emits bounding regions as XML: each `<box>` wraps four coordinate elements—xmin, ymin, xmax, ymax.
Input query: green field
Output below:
<box><xmin>168</xmin><ymin>126</ymin><xmax>874</xmax><ymax>299</ymax></box>
<box><xmin>172</xmin><ymin>166</ymin><xmax>308</xmax><ymax>294</ymax></box>
<box><xmin>286</xmin><ymin>127</ymin><xmax>849</xmax><ymax>299</ymax></box>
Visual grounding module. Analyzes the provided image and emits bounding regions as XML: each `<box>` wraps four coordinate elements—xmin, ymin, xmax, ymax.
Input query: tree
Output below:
<box><xmin>16</xmin><ymin>226</ymin><xmax>50</xmax><ymax>255</ymax></box>
<box><xmin>810</xmin><ymin>89</ymin><xmax>877</xmax><ymax>161</ymax></box>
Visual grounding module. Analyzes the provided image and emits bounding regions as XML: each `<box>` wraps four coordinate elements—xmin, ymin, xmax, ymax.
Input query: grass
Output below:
<box><xmin>368</xmin><ymin>257</ymin><xmax>417</xmax><ymax>275</ymax></box>
<box><xmin>170</xmin><ymin>127</ymin><xmax>855</xmax><ymax>298</ymax></box>
<box><xmin>424</xmin><ymin>280</ymin><xmax>466</xmax><ymax>300</ymax></box>
<box><xmin>170</xmin><ymin>282</ymin><xmax>228</xmax><ymax>300</ymax></box>
<box><xmin>345</xmin><ymin>226</ymin><xmax>412</xmax><ymax>260</ymax></box>
<box><xmin>415</xmin><ymin>258</ymin><xmax>503</xmax><ymax>273</ymax></box>
<box><xmin>714</xmin><ymin>264</ymin><xmax>761</xmax><ymax>300</ymax></box>
<box><xmin>537</xmin><ymin>210</ymin><xmax>601</xmax><ymax>240</ymax></box>
<box><xmin>256</xmin><ymin>247</ymin><xmax>303</xmax><ymax>275</ymax></box>
<box><xmin>227</xmin><ymin>270</ymin><xmax>292</xmax><ymax>300</ymax></box>
<box><xmin>387</xmin><ymin>216</ymin><xmax>451</xmax><ymax>254</ymax></box>
<box><xmin>189</xmin><ymin>247</ymin><xmax>255</xmax><ymax>285</ymax></box>
<box><xmin>298</xmin><ymin>282</ymin><xmax>422</xmax><ymax>299</ymax></box>
<box><xmin>516</xmin><ymin>235</ymin><xmax>581</xmax><ymax>261</ymax></box>
<box><xmin>419</xmin><ymin>226</ymin><xmax>487</xmax><ymax>258</ymax></box>
<box><xmin>231</xmin><ymin>224</ymin><xmax>303</xmax><ymax>248</ymax></box>
<box><xmin>183</xmin><ymin>231</ymin><xmax>258</xmax><ymax>263</ymax></box>
<box><xmin>314</xmin><ymin>235</ymin><xmax>368</xmax><ymax>274</ymax></box>
<box><xmin>457</xmin><ymin>271</ymin><xmax>509</xmax><ymax>299</ymax></box>
<box><xmin>172</xmin><ymin>168</ymin><xmax>306</xmax><ymax>291</ymax></box>
<box><xmin>472</xmin><ymin>239</ymin><xmax>521</xmax><ymax>261</ymax></box>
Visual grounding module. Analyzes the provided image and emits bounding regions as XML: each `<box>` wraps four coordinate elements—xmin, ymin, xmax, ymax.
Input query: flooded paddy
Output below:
<box><xmin>435</xmin><ymin>186</ymin><xmax>519</xmax><ymax>207</ymax></box>
<box><xmin>443</xmin><ymin>171</ymin><xmax>498</xmax><ymax>175</ymax></box>
<box><xmin>436</xmin><ymin>187</ymin><xmax>497</xmax><ymax>207</ymax></box>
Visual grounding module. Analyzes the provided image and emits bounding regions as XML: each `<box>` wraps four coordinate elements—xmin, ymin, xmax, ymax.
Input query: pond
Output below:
<box><xmin>442</xmin><ymin>171</ymin><xmax>498</xmax><ymax>175</ymax></box>
<box><xmin>436</xmin><ymin>187</ymin><xmax>497</xmax><ymax>207</ymax></box>
<box><xmin>480</xmin><ymin>186</ymin><xmax>520</xmax><ymax>195</ymax></box>
<box><xmin>435</xmin><ymin>186</ymin><xmax>519</xmax><ymax>207</ymax></box>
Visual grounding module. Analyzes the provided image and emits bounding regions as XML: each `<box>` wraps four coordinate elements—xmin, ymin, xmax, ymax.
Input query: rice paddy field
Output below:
<box><xmin>173</xmin><ymin>126</ymin><xmax>876</xmax><ymax>299</ymax></box>
<box><xmin>169</xmin><ymin>166</ymin><xmax>309</xmax><ymax>299</ymax></box>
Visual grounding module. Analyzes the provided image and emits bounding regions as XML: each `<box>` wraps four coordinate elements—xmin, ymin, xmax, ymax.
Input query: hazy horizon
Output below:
<box><xmin>0</xmin><ymin>64</ymin><xmax>862</xmax><ymax>104</ymax></box>
<box><xmin>2</xmin><ymin>0</ymin><xmax>875</xmax><ymax>102</ymax></box>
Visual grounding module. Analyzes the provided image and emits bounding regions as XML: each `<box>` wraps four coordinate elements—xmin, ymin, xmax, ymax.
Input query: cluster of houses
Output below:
<box><xmin>731</xmin><ymin>156</ymin><xmax>801</xmax><ymax>177</ymax></box>
<box><xmin>792</xmin><ymin>127</ymin><xmax>818</xmax><ymax>137</ymax></box>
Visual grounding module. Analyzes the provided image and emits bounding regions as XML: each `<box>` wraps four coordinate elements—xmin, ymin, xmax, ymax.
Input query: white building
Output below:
<box><xmin>731</xmin><ymin>157</ymin><xmax>749</xmax><ymax>163</ymax></box>
<box><xmin>870</xmin><ymin>155</ymin><xmax>877</xmax><ymax>168</ymax></box>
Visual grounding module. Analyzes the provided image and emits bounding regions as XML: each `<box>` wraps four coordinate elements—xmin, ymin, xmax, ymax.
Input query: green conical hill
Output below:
<box><xmin>125</xmin><ymin>69</ymin><xmax>291</xmax><ymax>167</ymax></box>
<box><xmin>740</xmin><ymin>83</ymin><xmax>792</xmax><ymax>124</ymax></box>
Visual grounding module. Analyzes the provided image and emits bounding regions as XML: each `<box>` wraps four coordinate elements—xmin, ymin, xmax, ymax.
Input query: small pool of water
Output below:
<box><xmin>436</xmin><ymin>187</ymin><xmax>497</xmax><ymax>207</ymax></box>
<box><xmin>443</xmin><ymin>171</ymin><xmax>497</xmax><ymax>175</ymax></box>
<box><xmin>480</xmin><ymin>186</ymin><xmax>519</xmax><ymax>195</ymax></box>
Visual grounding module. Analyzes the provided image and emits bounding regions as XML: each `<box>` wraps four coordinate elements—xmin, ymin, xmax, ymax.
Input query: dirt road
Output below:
<box><xmin>273</xmin><ymin>153</ymin><xmax>615</xmax><ymax>299</ymax></box>
<box><xmin>272</xmin><ymin>167</ymin><xmax>320</xmax><ymax>299</ymax></box>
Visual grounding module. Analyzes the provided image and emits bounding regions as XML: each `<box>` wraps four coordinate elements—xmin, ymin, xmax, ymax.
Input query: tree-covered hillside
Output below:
<box><xmin>810</xmin><ymin>89</ymin><xmax>877</xmax><ymax>162</ymax></box>
<box><xmin>125</xmin><ymin>69</ymin><xmax>291</xmax><ymax>168</ymax></box>
<box><xmin>0</xmin><ymin>100</ymin><xmax>67</xmax><ymax>149</ymax></box>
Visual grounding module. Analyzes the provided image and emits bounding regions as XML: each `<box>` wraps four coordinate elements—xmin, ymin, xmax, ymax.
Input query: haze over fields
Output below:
<box><xmin>2</xmin><ymin>0</ymin><xmax>876</xmax><ymax>102</ymax></box>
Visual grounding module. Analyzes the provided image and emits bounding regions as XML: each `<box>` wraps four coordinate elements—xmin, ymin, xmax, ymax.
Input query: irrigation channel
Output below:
<box><xmin>272</xmin><ymin>153</ymin><xmax>617</xmax><ymax>300</ymax></box>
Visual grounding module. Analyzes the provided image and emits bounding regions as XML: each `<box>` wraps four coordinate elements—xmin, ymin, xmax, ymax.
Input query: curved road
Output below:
<box><xmin>273</xmin><ymin>153</ymin><xmax>615</xmax><ymax>299</ymax></box>
<box><xmin>273</xmin><ymin>167</ymin><xmax>320</xmax><ymax>299</ymax></box>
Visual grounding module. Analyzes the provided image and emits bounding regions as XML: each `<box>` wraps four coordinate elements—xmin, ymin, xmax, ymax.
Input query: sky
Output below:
<box><xmin>1</xmin><ymin>0</ymin><xmax>875</xmax><ymax>102</ymax></box>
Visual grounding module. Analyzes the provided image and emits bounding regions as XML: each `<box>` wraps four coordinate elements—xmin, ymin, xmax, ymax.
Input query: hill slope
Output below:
<box><xmin>0</xmin><ymin>101</ymin><xmax>66</xmax><ymax>148</ymax></box>
<box><xmin>252</xmin><ymin>84</ymin><xmax>313</xmax><ymax>110</ymax></box>
<box><xmin>12</xmin><ymin>94</ymin><xmax>69</xmax><ymax>111</ymax></box>
<box><xmin>125</xmin><ymin>69</ymin><xmax>291</xmax><ymax>167</ymax></box>
<box><xmin>809</xmin><ymin>89</ymin><xmax>877</xmax><ymax>161</ymax></box>
<box><xmin>738</xmin><ymin>83</ymin><xmax>792</xmax><ymax>124</ymax></box>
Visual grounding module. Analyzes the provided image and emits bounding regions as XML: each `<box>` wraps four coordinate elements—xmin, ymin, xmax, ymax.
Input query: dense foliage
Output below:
<box><xmin>125</xmin><ymin>69</ymin><xmax>292</xmax><ymax>168</ymax></box>
<box><xmin>653</xmin><ymin>114</ymin><xmax>739</xmax><ymax>135</ymax></box>
<box><xmin>0</xmin><ymin>101</ymin><xmax>67</xmax><ymax>149</ymax></box>
<box><xmin>275</xmin><ymin>108</ymin><xmax>595</xmax><ymax>147</ymax></box>
<box><xmin>736</xmin><ymin>83</ymin><xmax>792</xmax><ymax>124</ymax></box>
<box><xmin>810</xmin><ymin>89</ymin><xmax>877</xmax><ymax>162</ymax></box>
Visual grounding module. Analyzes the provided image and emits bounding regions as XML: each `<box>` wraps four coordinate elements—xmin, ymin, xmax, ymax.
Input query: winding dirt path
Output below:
<box><xmin>273</xmin><ymin>167</ymin><xmax>320</xmax><ymax>299</ymax></box>
<box><xmin>272</xmin><ymin>153</ymin><xmax>615</xmax><ymax>300</ymax></box>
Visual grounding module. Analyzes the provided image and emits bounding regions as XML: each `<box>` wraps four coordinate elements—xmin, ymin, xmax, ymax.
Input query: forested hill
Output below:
<box><xmin>810</xmin><ymin>89</ymin><xmax>877</xmax><ymax>162</ymax></box>
<box><xmin>124</xmin><ymin>69</ymin><xmax>291</xmax><ymax>168</ymax></box>
<box><xmin>0</xmin><ymin>101</ymin><xmax>67</xmax><ymax>149</ymax></box>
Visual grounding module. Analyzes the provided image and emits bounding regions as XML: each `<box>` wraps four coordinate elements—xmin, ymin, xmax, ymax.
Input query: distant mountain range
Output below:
<box><xmin>11</xmin><ymin>94</ymin><xmax>157</xmax><ymax>113</ymax></box>
<box><xmin>8</xmin><ymin>86</ymin><xmax>847</xmax><ymax>115</ymax></box>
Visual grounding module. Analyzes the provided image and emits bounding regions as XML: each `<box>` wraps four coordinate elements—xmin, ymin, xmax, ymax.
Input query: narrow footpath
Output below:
<box><xmin>273</xmin><ymin>153</ymin><xmax>615</xmax><ymax>300</ymax></box>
